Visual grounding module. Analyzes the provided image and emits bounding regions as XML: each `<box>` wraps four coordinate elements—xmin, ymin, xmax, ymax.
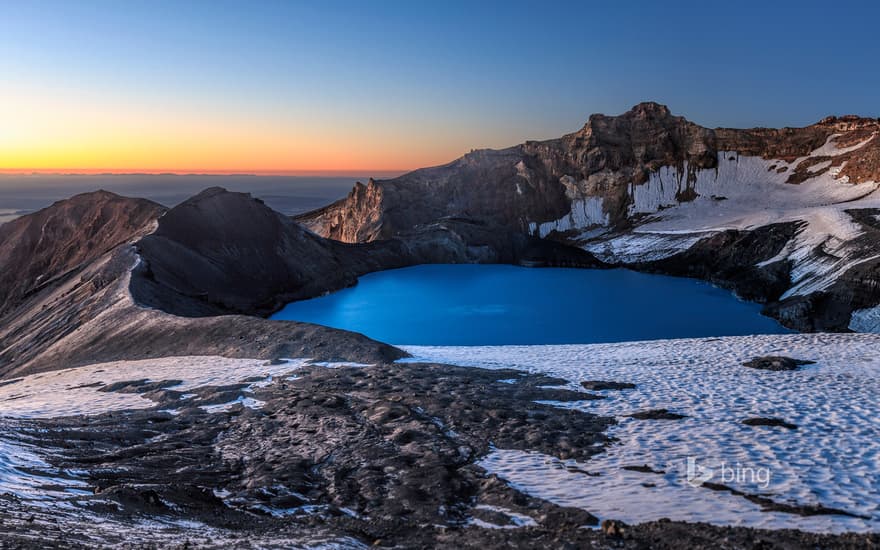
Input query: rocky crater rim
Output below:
<box><xmin>4</xmin><ymin>101</ymin><xmax>880</xmax><ymax>377</ymax></box>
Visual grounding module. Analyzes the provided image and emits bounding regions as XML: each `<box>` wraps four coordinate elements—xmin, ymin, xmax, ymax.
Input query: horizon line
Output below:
<box><xmin>0</xmin><ymin>168</ymin><xmax>411</xmax><ymax>178</ymax></box>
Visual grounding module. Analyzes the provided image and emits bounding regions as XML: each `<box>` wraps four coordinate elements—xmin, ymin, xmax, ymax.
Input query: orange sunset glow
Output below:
<box><xmin>0</xmin><ymin>90</ymin><xmax>462</xmax><ymax>174</ymax></box>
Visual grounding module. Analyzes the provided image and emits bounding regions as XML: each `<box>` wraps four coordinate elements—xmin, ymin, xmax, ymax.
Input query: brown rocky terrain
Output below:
<box><xmin>0</xmin><ymin>190</ymin><xmax>164</xmax><ymax>316</ymax></box>
<box><xmin>0</xmin><ymin>186</ymin><xmax>601</xmax><ymax>378</ymax></box>
<box><xmin>0</xmin><ymin>190</ymin><xmax>407</xmax><ymax>378</ymax></box>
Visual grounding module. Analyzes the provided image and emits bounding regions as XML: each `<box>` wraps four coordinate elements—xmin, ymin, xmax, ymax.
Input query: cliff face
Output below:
<box><xmin>299</xmin><ymin>103</ymin><xmax>880</xmax><ymax>243</ymax></box>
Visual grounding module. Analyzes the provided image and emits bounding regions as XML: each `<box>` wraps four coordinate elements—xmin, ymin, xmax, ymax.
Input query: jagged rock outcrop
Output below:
<box><xmin>298</xmin><ymin>102</ymin><xmax>880</xmax><ymax>331</ymax></box>
<box><xmin>299</xmin><ymin>103</ymin><xmax>880</xmax><ymax>243</ymax></box>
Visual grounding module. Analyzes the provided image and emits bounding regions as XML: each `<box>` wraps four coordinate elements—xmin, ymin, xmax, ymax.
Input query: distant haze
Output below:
<box><xmin>0</xmin><ymin>174</ymin><xmax>375</xmax><ymax>222</ymax></box>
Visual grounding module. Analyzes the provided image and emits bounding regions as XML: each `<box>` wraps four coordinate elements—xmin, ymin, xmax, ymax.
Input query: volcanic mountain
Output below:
<box><xmin>3</xmin><ymin>104</ymin><xmax>880</xmax><ymax>547</ymax></box>
<box><xmin>0</xmin><ymin>189</ymin><xmax>407</xmax><ymax>378</ymax></box>
<box><xmin>299</xmin><ymin>102</ymin><xmax>880</xmax><ymax>331</ymax></box>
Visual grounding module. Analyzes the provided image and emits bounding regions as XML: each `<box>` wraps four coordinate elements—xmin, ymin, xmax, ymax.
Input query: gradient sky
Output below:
<box><xmin>2</xmin><ymin>0</ymin><xmax>878</xmax><ymax>174</ymax></box>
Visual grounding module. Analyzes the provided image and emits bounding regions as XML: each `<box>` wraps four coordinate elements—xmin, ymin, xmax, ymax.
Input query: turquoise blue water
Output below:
<box><xmin>271</xmin><ymin>265</ymin><xmax>793</xmax><ymax>345</ymax></box>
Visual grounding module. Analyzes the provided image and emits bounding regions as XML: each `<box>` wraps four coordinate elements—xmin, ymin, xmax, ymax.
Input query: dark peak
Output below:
<box><xmin>156</xmin><ymin>186</ymin><xmax>289</xmax><ymax>244</ymax></box>
<box><xmin>177</xmin><ymin>187</ymin><xmax>266</xmax><ymax>210</ymax></box>
<box><xmin>63</xmin><ymin>189</ymin><xmax>125</xmax><ymax>203</ymax></box>
<box><xmin>190</xmin><ymin>186</ymin><xmax>232</xmax><ymax>200</ymax></box>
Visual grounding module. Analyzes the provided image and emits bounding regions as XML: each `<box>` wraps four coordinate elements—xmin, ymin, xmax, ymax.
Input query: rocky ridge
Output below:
<box><xmin>0</xmin><ymin>186</ymin><xmax>600</xmax><ymax>378</ymax></box>
<box><xmin>0</xmin><ymin>189</ymin><xmax>407</xmax><ymax>378</ymax></box>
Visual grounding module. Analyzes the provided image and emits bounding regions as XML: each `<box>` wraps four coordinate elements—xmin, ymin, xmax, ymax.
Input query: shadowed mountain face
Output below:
<box><xmin>133</xmin><ymin>187</ymin><xmax>371</xmax><ymax>316</ymax></box>
<box><xmin>0</xmin><ymin>189</ymin><xmax>413</xmax><ymax>377</ymax></box>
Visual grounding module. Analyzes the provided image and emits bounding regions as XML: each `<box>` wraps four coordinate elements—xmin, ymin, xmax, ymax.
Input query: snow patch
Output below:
<box><xmin>403</xmin><ymin>333</ymin><xmax>880</xmax><ymax>533</ymax></box>
<box><xmin>200</xmin><ymin>395</ymin><xmax>265</xmax><ymax>414</ymax></box>
<box><xmin>589</xmin><ymin>151</ymin><xmax>880</xmax><ymax>301</ymax></box>
<box><xmin>0</xmin><ymin>356</ymin><xmax>309</xmax><ymax>419</ymax></box>
<box><xmin>848</xmin><ymin>306</ymin><xmax>880</xmax><ymax>333</ymax></box>
<box><xmin>585</xmin><ymin>232</ymin><xmax>706</xmax><ymax>263</ymax></box>
<box><xmin>468</xmin><ymin>504</ymin><xmax>538</xmax><ymax>529</ymax></box>
<box><xmin>629</xmin><ymin>165</ymin><xmax>688</xmax><ymax>215</ymax></box>
<box><xmin>806</xmin><ymin>133</ymin><xmax>876</xmax><ymax>158</ymax></box>
<box><xmin>530</xmin><ymin>196</ymin><xmax>609</xmax><ymax>238</ymax></box>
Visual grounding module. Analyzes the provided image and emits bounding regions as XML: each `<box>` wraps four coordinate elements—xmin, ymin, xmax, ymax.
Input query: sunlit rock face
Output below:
<box><xmin>299</xmin><ymin>102</ymin><xmax>880</xmax><ymax>243</ymax></box>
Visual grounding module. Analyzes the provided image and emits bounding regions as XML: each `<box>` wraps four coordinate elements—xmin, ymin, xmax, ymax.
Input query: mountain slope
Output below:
<box><xmin>299</xmin><ymin>103</ymin><xmax>880</xmax><ymax>242</ymax></box>
<box><xmin>0</xmin><ymin>189</ymin><xmax>407</xmax><ymax>377</ymax></box>
<box><xmin>0</xmin><ymin>191</ymin><xmax>165</xmax><ymax>317</ymax></box>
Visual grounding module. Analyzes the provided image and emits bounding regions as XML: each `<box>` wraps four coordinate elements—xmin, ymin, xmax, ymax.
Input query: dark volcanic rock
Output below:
<box><xmin>767</xmin><ymin>208</ymin><xmax>880</xmax><ymax>332</ymax></box>
<box><xmin>701</xmin><ymin>482</ymin><xmax>868</xmax><ymax>519</ymax></box>
<box><xmin>601</xmin><ymin>518</ymin><xmax>628</xmax><ymax>537</ymax></box>
<box><xmin>743</xmin><ymin>417</ymin><xmax>798</xmax><ymax>430</ymax></box>
<box><xmin>98</xmin><ymin>378</ymin><xmax>182</xmax><ymax>393</ymax></box>
<box><xmin>581</xmin><ymin>380</ymin><xmax>636</xmax><ymax>391</ymax></box>
<box><xmin>622</xmin><ymin>464</ymin><xmax>665</xmax><ymax>474</ymax></box>
<box><xmin>132</xmin><ymin>187</ymin><xmax>412</xmax><ymax>316</ymax></box>
<box><xmin>633</xmin><ymin>223</ymin><xmax>799</xmax><ymax>303</ymax></box>
<box><xmin>626</xmin><ymin>409</ymin><xmax>687</xmax><ymax>420</ymax></box>
<box><xmin>742</xmin><ymin>356</ymin><xmax>816</xmax><ymax>371</ymax></box>
<box><xmin>25</xmin><ymin>362</ymin><xmax>613</xmax><ymax>545</ymax></box>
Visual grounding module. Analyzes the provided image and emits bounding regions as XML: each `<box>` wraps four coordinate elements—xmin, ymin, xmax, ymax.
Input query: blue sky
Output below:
<box><xmin>1</xmin><ymin>0</ymin><xmax>878</xmax><ymax>172</ymax></box>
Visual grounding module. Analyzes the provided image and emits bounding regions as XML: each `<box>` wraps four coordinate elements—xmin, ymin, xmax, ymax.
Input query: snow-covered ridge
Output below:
<box><xmin>534</xmin><ymin>133</ymin><xmax>878</xmax><ymax>244</ymax></box>
<box><xmin>403</xmin><ymin>333</ymin><xmax>880</xmax><ymax>533</ymax></box>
